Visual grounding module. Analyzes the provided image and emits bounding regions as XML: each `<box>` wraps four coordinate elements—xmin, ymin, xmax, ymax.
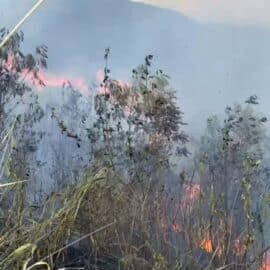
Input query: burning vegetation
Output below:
<box><xmin>0</xmin><ymin>23</ymin><xmax>270</xmax><ymax>270</ymax></box>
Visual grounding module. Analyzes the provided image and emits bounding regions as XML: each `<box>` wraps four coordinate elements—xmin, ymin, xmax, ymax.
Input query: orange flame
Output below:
<box><xmin>35</xmin><ymin>70</ymin><xmax>88</xmax><ymax>94</ymax></box>
<box><xmin>200</xmin><ymin>238</ymin><xmax>213</xmax><ymax>253</ymax></box>
<box><xmin>200</xmin><ymin>230</ymin><xmax>213</xmax><ymax>253</ymax></box>
<box><xmin>2</xmin><ymin>54</ymin><xmax>89</xmax><ymax>95</ymax></box>
<box><xmin>262</xmin><ymin>250</ymin><xmax>270</xmax><ymax>270</ymax></box>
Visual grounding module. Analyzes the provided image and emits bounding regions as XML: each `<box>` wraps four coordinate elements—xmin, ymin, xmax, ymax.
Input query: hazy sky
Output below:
<box><xmin>132</xmin><ymin>0</ymin><xmax>270</xmax><ymax>27</ymax></box>
<box><xmin>1</xmin><ymin>0</ymin><xmax>270</xmax><ymax>137</ymax></box>
<box><xmin>2</xmin><ymin>0</ymin><xmax>270</xmax><ymax>37</ymax></box>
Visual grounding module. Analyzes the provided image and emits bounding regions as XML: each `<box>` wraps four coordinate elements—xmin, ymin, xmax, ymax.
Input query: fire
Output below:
<box><xmin>200</xmin><ymin>238</ymin><xmax>213</xmax><ymax>253</ymax></box>
<box><xmin>262</xmin><ymin>250</ymin><xmax>270</xmax><ymax>270</ymax></box>
<box><xmin>200</xmin><ymin>230</ymin><xmax>213</xmax><ymax>253</ymax></box>
<box><xmin>34</xmin><ymin>70</ymin><xmax>88</xmax><ymax>94</ymax></box>
<box><xmin>2</xmin><ymin>53</ymin><xmax>89</xmax><ymax>95</ymax></box>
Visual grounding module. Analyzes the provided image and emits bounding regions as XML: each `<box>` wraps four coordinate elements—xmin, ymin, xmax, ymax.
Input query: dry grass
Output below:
<box><xmin>0</xmin><ymin>165</ymin><xmax>267</xmax><ymax>270</ymax></box>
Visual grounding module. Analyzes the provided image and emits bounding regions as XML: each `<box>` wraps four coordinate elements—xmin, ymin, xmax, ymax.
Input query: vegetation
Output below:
<box><xmin>0</xmin><ymin>30</ymin><xmax>270</xmax><ymax>270</ymax></box>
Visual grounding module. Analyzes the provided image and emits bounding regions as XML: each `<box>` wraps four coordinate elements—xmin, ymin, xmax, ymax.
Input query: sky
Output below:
<box><xmin>132</xmin><ymin>0</ymin><xmax>270</xmax><ymax>27</ymax></box>
<box><xmin>1</xmin><ymin>0</ymin><xmax>270</xmax><ymax>137</ymax></box>
<box><xmin>3</xmin><ymin>0</ymin><xmax>269</xmax><ymax>30</ymax></box>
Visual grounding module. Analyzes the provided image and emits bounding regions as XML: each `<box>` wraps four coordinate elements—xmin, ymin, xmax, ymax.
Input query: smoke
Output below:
<box><xmin>131</xmin><ymin>0</ymin><xmax>270</xmax><ymax>27</ymax></box>
<box><xmin>3</xmin><ymin>53</ymin><xmax>89</xmax><ymax>94</ymax></box>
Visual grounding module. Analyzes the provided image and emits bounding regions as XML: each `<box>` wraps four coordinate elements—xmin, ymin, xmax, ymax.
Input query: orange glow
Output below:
<box><xmin>200</xmin><ymin>230</ymin><xmax>213</xmax><ymax>253</ymax></box>
<box><xmin>2</xmin><ymin>53</ymin><xmax>88</xmax><ymax>95</ymax></box>
<box><xmin>34</xmin><ymin>70</ymin><xmax>88</xmax><ymax>94</ymax></box>
<box><xmin>262</xmin><ymin>250</ymin><xmax>270</xmax><ymax>270</ymax></box>
<box><xmin>200</xmin><ymin>238</ymin><xmax>213</xmax><ymax>253</ymax></box>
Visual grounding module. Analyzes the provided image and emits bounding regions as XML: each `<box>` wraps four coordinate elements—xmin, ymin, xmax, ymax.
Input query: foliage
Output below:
<box><xmin>0</xmin><ymin>27</ymin><xmax>47</xmax><ymax>184</ymax></box>
<box><xmin>1</xmin><ymin>34</ymin><xmax>270</xmax><ymax>270</ymax></box>
<box><xmin>191</xmin><ymin>99</ymin><xmax>269</xmax><ymax>268</ymax></box>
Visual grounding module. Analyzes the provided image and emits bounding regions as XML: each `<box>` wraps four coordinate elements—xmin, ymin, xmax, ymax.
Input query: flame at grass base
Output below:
<box><xmin>200</xmin><ymin>238</ymin><xmax>213</xmax><ymax>253</ymax></box>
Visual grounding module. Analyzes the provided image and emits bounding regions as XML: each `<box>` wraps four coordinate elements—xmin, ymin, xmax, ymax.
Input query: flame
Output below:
<box><xmin>200</xmin><ymin>238</ymin><xmax>213</xmax><ymax>253</ymax></box>
<box><xmin>200</xmin><ymin>230</ymin><xmax>213</xmax><ymax>253</ymax></box>
<box><xmin>2</xmin><ymin>54</ymin><xmax>88</xmax><ymax>95</ymax></box>
<box><xmin>262</xmin><ymin>250</ymin><xmax>270</xmax><ymax>270</ymax></box>
<box><xmin>35</xmin><ymin>70</ymin><xmax>88</xmax><ymax>94</ymax></box>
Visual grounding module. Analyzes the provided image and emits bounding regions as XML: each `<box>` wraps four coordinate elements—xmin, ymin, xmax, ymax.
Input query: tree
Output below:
<box><xmin>90</xmin><ymin>51</ymin><xmax>188</xmax><ymax>178</ymax></box>
<box><xmin>193</xmin><ymin>98</ymin><xmax>269</xmax><ymax>268</ymax></box>
<box><xmin>0</xmin><ymin>27</ymin><xmax>47</xmax><ymax>218</ymax></box>
<box><xmin>50</xmin><ymin>49</ymin><xmax>189</xmax><ymax>268</ymax></box>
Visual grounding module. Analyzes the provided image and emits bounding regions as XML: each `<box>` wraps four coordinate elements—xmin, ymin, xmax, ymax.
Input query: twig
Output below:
<box><xmin>0</xmin><ymin>180</ymin><xmax>29</xmax><ymax>188</ymax></box>
<box><xmin>0</xmin><ymin>0</ymin><xmax>45</xmax><ymax>50</ymax></box>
